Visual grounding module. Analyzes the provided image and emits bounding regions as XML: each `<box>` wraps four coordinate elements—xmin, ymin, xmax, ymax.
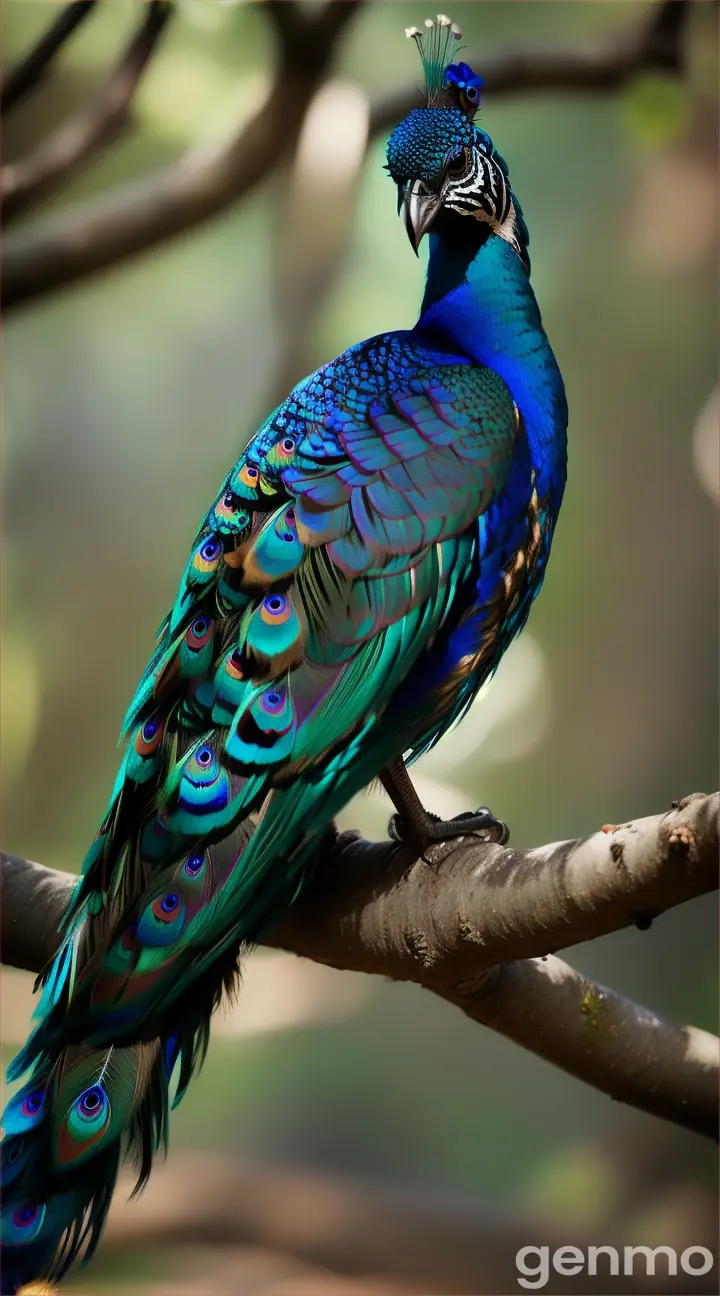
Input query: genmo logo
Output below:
<box><xmin>515</xmin><ymin>1244</ymin><xmax>716</xmax><ymax>1290</ymax></box>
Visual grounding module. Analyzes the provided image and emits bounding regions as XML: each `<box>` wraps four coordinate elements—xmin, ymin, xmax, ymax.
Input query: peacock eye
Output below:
<box><xmin>446</xmin><ymin>149</ymin><xmax>468</xmax><ymax>178</ymax></box>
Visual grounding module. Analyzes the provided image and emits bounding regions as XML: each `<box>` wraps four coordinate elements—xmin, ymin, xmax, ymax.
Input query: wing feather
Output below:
<box><xmin>36</xmin><ymin>333</ymin><xmax>520</xmax><ymax>1047</ymax></box>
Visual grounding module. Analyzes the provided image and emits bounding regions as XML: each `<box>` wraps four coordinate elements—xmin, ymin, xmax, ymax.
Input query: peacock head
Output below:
<box><xmin>386</xmin><ymin>16</ymin><xmax>527</xmax><ymax>264</ymax></box>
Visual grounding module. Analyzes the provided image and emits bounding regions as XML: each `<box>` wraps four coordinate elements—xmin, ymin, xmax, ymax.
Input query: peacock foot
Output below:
<box><xmin>388</xmin><ymin>805</ymin><xmax>509</xmax><ymax>850</ymax></box>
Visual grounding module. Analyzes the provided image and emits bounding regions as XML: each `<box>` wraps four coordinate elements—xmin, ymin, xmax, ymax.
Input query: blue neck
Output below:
<box><xmin>417</xmin><ymin>231</ymin><xmax>567</xmax><ymax>500</ymax></box>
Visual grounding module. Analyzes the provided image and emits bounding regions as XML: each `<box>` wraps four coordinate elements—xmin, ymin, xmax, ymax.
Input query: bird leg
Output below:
<box><xmin>379</xmin><ymin>756</ymin><xmax>509</xmax><ymax>849</ymax></box>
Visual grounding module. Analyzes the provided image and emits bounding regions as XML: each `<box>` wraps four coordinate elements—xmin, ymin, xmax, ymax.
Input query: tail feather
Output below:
<box><xmin>2</xmin><ymin>717</ymin><xmax>331</xmax><ymax>1292</ymax></box>
<box><xmin>0</xmin><ymin>918</ymin><xmax>246</xmax><ymax>1293</ymax></box>
<box><xmin>1</xmin><ymin>1039</ymin><xmax>170</xmax><ymax>1293</ymax></box>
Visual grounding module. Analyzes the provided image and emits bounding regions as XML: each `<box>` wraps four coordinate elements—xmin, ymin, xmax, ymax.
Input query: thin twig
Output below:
<box><xmin>1</xmin><ymin>0</ymin><xmax>691</xmax><ymax>311</ymax></box>
<box><xmin>3</xmin><ymin>1</ymin><xmax>174</xmax><ymax>222</ymax></box>
<box><xmin>1</xmin><ymin>0</ymin><xmax>362</xmax><ymax>310</ymax></box>
<box><xmin>3</xmin><ymin>793</ymin><xmax>717</xmax><ymax>1140</ymax></box>
<box><xmin>2</xmin><ymin>0</ymin><xmax>99</xmax><ymax>113</ymax></box>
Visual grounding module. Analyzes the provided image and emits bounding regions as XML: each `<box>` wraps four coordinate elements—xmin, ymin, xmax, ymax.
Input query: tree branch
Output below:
<box><xmin>93</xmin><ymin>1152</ymin><xmax>719</xmax><ymax>1294</ymax></box>
<box><xmin>2</xmin><ymin>0</ymin><xmax>692</xmax><ymax>311</ymax></box>
<box><xmin>270</xmin><ymin>793</ymin><xmax>719</xmax><ymax>981</ymax></box>
<box><xmin>443</xmin><ymin>956</ymin><xmax>719</xmax><ymax>1142</ymax></box>
<box><xmin>1</xmin><ymin>0</ymin><xmax>362</xmax><ymax>311</ymax></box>
<box><xmin>3</xmin><ymin>793</ymin><xmax>717</xmax><ymax>1140</ymax></box>
<box><xmin>101</xmin><ymin>1154</ymin><xmax>564</xmax><ymax>1295</ymax></box>
<box><xmin>3</xmin><ymin>0</ymin><xmax>174</xmax><ymax>222</ymax></box>
<box><xmin>2</xmin><ymin>0</ymin><xmax>99</xmax><ymax>114</ymax></box>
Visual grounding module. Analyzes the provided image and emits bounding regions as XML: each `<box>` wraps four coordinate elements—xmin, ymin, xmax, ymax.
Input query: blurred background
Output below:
<box><xmin>2</xmin><ymin>2</ymin><xmax>718</xmax><ymax>1292</ymax></box>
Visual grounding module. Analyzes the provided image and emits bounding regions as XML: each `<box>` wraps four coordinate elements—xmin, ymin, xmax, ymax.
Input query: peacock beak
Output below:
<box><xmin>400</xmin><ymin>180</ymin><xmax>441</xmax><ymax>255</ymax></box>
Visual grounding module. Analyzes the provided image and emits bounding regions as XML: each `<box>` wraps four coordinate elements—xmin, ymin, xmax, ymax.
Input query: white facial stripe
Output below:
<box><xmin>445</xmin><ymin>146</ymin><xmax>511</xmax><ymax>226</ymax></box>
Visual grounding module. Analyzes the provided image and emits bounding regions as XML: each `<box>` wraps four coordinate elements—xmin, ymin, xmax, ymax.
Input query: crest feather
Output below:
<box><xmin>405</xmin><ymin>14</ymin><xmax>462</xmax><ymax>104</ymax></box>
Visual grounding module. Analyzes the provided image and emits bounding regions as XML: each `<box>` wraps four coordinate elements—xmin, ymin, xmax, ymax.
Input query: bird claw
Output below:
<box><xmin>452</xmin><ymin>806</ymin><xmax>510</xmax><ymax>846</ymax></box>
<box><xmin>388</xmin><ymin>806</ymin><xmax>509</xmax><ymax>849</ymax></box>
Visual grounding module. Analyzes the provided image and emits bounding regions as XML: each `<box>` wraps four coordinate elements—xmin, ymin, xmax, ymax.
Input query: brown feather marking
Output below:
<box><xmin>424</xmin><ymin>484</ymin><xmax>549</xmax><ymax>726</ymax></box>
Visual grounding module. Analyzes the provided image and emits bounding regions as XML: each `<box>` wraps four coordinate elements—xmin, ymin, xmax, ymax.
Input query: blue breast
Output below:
<box><xmin>418</xmin><ymin>234</ymin><xmax>567</xmax><ymax>510</ymax></box>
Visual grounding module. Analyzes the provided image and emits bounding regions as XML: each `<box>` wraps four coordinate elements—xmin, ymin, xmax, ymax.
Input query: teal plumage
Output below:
<box><xmin>1</xmin><ymin>18</ymin><xmax>567</xmax><ymax>1292</ymax></box>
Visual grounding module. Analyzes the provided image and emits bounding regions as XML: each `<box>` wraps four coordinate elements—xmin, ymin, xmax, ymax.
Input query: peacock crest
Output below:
<box><xmin>405</xmin><ymin>14</ymin><xmax>484</xmax><ymax>119</ymax></box>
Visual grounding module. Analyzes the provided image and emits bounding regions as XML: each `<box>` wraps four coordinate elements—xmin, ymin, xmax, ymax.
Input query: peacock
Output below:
<box><xmin>1</xmin><ymin>16</ymin><xmax>567</xmax><ymax>1292</ymax></box>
